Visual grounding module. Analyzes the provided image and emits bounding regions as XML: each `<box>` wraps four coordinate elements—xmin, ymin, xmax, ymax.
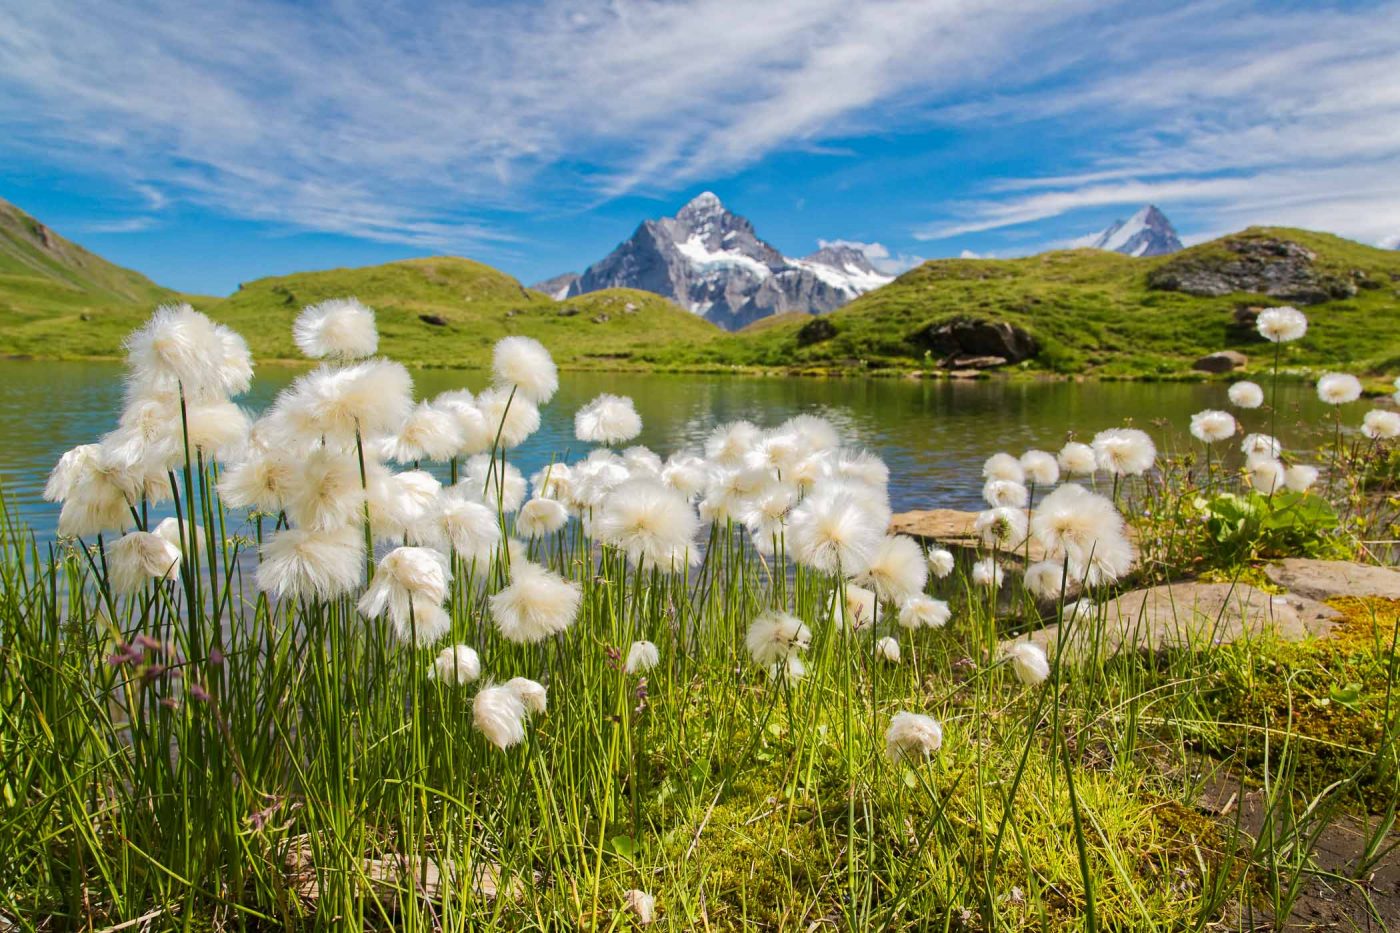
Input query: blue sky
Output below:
<box><xmin>1</xmin><ymin>0</ymin><xmax>1397</xmax><ymax>295</ymax></box>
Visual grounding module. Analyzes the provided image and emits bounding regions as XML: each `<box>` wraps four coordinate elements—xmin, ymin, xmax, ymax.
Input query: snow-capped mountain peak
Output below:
<box><xmin>1078</xmin><ymin>205</ymin><xmax>1183</xmax><ymax>257</ymax></box>
<box><xmin>536</xmin><ymin>194</ymin><xmax>892</xmax><ymax>329</ymax></box>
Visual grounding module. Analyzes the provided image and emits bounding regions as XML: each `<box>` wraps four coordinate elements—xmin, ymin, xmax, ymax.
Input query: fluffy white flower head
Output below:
<box><xmin>575</xmin><ymin>394</ymin><xmax>642</xmax><ymax>445</ymax></box>
<box><xmin>1005</xmin><ymin>642</ymin><xmax>1050</xmax><ymax>686</ymax></box>
<box><xmin>1362</xmin><ymin>409</ymin><xmax>1400</xmax><ymax>440</ymax></box>
<box><xmin>293</xmin><ymin>298</ymin><xmax>378</xmax><ymax>360</ymax></box>
<box><xmin>1190</xmin><ymin>409</ymin><xmax>1236</xmax><ymax>443</ymax></box>
<box><xmin>490</xmin><ymin>562</ymin><xmax>581</xmax><ymax>644</ymax></box>
<box><xmin>1317</xmin><ymin>373</ymin><xmax>1362</xmax><ymax>406</ymax></box>
<box><xmin>1092</xmin><ymin>428</ymin><xmax>1156</xmax><ymax>476</ymax></box>
<box><xmin>1256</xmin><ymin>306</ymin><xmax>1307</xmax><ymax>342</ymax></box>
<box><xmin>492</xmin><ymin>336</ymin><xmax>558</xmax><ymax>404</ymax></box>
<box><xmin>1057</xmin><ymin>442</ymin><xmax>1097</xmax><ymax>477</ymax></box>
<box><xmin>1020</xmin><ymin>450</ymin><xmax>1060</xmax><ymax>486</ymax></box>
<box><xmin>884</xmin><ymin>712</ymin><xmax>943</xmax><ymax>764</ymax></box>
<box><xmin>1228</xmin><ymin>381</ymin><xmax>1264</xmax><ymax>409</ymax></box>
<box><xmin>745</xmin><ymin>610</ymin><xmax>811</xmax><ymax>667</ymax></box>
<box><xmin>430</xmin><ymin>645</ymin><xmax>482</xmax><ymax>685</ymax></box>
<box><xmin>625</xmin><ymin>640</ymin><xmax>660</xmax><ymax>674</ymax></box>
<box><xmin>927</xmin><ymin>548</ymin><xmax>955</xmax><ymax>579</ymax></box>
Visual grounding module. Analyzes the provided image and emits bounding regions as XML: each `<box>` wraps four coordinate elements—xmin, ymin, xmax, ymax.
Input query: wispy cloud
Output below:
<box><xmin>913</xmin><ymin>1</ymin><xmax>1400</xmax><ymax>246</ymax></box>
<box><xmin>0</xmin><ymin>0</ymin><xmax>1093</xmax><ymax>250</ymax></box>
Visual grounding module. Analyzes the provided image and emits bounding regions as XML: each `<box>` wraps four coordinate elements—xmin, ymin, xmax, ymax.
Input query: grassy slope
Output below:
<box><xmin>670</xmin><ymin>227</ymin><xmax>1400</xmax><ymax>377</ymax></box>
<box><xmin>2</xmin><ymin>199</ymin><xmax>1396</xmax><ymax>377</ymax></box>
<box><xmin>0</xmin><ymin>197</ymin><xmax>174</xmax><ymax>331</ymax></box>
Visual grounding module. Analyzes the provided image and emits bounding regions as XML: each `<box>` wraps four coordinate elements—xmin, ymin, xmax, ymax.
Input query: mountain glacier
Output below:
<box><xmin>1076</xmin><ymin>205</ymin><xmax>1183</xmax><ymax>257</ymax></box>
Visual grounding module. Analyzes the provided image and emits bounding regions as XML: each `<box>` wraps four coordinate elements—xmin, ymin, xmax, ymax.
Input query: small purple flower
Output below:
<box><xmin>188</xmin><ymin>682</ymin><xmax>211</xmax><ymax>703</ymax></box>
<box><xmin>208</xmin><ymin>648</ymin><xmax>225</xmax><ymax>667</ymax></box>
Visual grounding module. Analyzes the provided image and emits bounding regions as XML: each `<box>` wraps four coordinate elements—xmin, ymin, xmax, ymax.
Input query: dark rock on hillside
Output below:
<box><xmin>908</xmin><ymin>317</ymin><xmax>1038</xmax><ymax>367</ymax></box>
<box><xmin>796</xmin><ymin>316</ymin><xmax>837</xmax><ymax>346</ymax></box>
<box><xmin>1147</xmin><ymin>235</ymin><xmax>1360</xmax><ymax>304</ymax></box>
<box><xmin>1192</xmin><ymin>350</ymin><xmax>1248</xmax><ymax>373</ymax></box>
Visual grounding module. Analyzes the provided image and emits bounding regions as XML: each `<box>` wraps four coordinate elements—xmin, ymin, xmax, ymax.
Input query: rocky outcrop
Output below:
<box><xmin>907</xmin><ymin>317</ymin><xmax>1038</xmax><ymax>367</ymax></box>
<box><xmin>1262</xmin><ymin>559</ymin><xmax>1400</xmax><ymax>601</ymax></box>
<box><xmin>530</xmin><ymin>272</ymin><xmax>579</xmax><ymax>300</ymax></box>
<box><xmin>1192</xmin><ymin>350</ymin><xmax>1248</xmax><ymax>373</ymax></box>
<box><xmin>1002</xmin><ymin>583</ymin><xmax>1338</xmax><ymax>660</ymax></box>
<box><xmin>546</xmin><ymin>193</ymin><xmax>891</xmax><ymax>330</ymax></box>
<box><xmin>1147</xmin><ymin>235</ymin><xmax>1360</xmax><ymax>304</ymax></box>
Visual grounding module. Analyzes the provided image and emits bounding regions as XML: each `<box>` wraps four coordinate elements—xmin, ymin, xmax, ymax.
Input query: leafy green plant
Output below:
<box><xmin>1198</xmin><ymin>489</ymin><xmax>1346</xmax><ymax>564</ymax></box>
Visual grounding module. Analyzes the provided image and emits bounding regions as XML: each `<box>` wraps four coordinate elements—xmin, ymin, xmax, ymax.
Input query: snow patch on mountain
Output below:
<box><xmin>1077</xmin><ymin>205</ymin><xmax>1183</xmax><ymax>257</ymax></box>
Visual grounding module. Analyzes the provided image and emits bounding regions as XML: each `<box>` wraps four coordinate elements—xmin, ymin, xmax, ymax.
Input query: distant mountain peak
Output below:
<box><xmin>1078</xmin><ymin>204</ymin><xmax>1183</xmax><ymax>257</ymax></box>
<box><xmin>543</xmin><ymin>195</ymin><xmax>892</xmax><ymax>329</ymax></box>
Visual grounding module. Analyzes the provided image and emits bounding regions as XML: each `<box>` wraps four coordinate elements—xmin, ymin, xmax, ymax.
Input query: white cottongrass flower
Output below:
<box><xmin>1023</xmin><ymin>560</ymin><xmax>1074</xmax><ymax>601</ymax></box>
<box><xmin>475</xmin><ymin>386</ymin><xmax>541</xmax><ymax>449</ymax></box>
<box><xmin>106</xmin><ymin>531</ymin><xmax>181</xmax><ymax>594</ymax></box>
<box><xmin>1057</xmin><ymin>442</ymin><xmax>1097</xmax><ymax>477</ymax></box>
<box><xmin>44</xmin><ymin>444</ymin><xmax>101</xmax><ymax>502</ymax></box>
<box><xmin>1362</xmin><ymin>409</ymin><xmax>1400</xmax><ymax>440</ymax></box>
<box><xmin>785</xmin><ymin>413</ymin><xmax>840</xmax><ymax>453</ymax></box>
<box><xmin>183</xmin><ymin>398</ymin><xmax>252</xmax><ymax>461</ymax></box>
<box><xmin>492</xmin><ymin>336</ymin><xmax>558</xmax><ymax>404</ymax></box>
<box><xmin>975</xmin><ymin>507</ymin><xmax>1028</xmax><ymax>550</ymax></box>
<box><xmin>434</xmin><ymin>389</ymin><xmax>494</xmax><ymax>455</ymax></box>
<box><xmin>1030</xmin><ymin>484</ymin><xmax>1134</xmax><ymax>586</ymax></box>
<box><xmin>1249</xmin><ymin>458</ymin><xmax>1286</xmax><ymax>494</ymax></box>
<box><xmin>982</xmin><ymin>479</ymin><xmax>1029</xmax><ymax>509</ymax></box>
<box><xmin>596</xmin><ymin>479</ymin><xmax>698</xmax><ymax>569</ymax></box>
<box><xmin>704</xmin><ymin>420</ymin><xmax>762</xmax><ymax>466</ymax></box>
<box><xmin>854</xmin><ymin>535</ymin><xmax>928</xmax><ymax>604</ymax></box>
<box><xmin>154</xmin><ymin>516</ymin><xmax>205</xmax><ymax>553</ymax></box>
<box><xmin>1063</xmin><ymin>599</ymin><xmax>1097</xmax><ymax>624</ymax></box>
<box><xmin>517</xmin><ymin>497</ymin><xmax>569</xmax><ymax>537</ymax></box>
<box><xmin>623</xmin><ymin>889</ymin><xmax>657</xmax><ymax>925</ymax></box>
<box><xmin>1020</xmin><ymin>450</ymin><xmax>1060</xmax><ymax>486</ymax></box>
<box><xmin>983</xmin><ymin>452</ymin><xmax>1025</xmax><ymax>484</ymax></box>
<box><xmin>472</xmin><ymin>684</ymin><xmax>528</xmax><ymax>750</ymax></box>
<box><xmin>505</xmin><ymin>677</ymin><xmax>548</xmax><ymax>715</ymax></box>
<box><xmin>367</xmin><ymin>469</ymin><xmax>442</xmax><ymax>545</ymax></box>
<box><xmin>292</xmin><ymin>298</ymin><xmax>378</xmax><ymax>360</ymax></box>
<box><xmin>625</xmin><ymin>640</ymin><xmax>660</xmax><ymax>674</ymax></box>
<box><xmin>575</xmin><ymin>394</ymin><xmax>642</xmax><ymax>445</ymax></box>
<box><xmin>1241</xmin><ymin>433</ymin><xmax>1283</xmax><ymax>459</ymax></box>
<box><xmin>898</xmin><ymin>595</ymin><xmax>950</xmax><ymax>630</ymax></box>
<box><xmin>884</xmin><ymin>712</ymin><xmax>943</xmax><ymax>763</ymax></box>
<box><xmin>429</xmin><ymin>645</ymin><xmax>482</xmax><ymax>685</ymax></box>
<box><xmin>875</xmin><ymin>636</ymin><xmax>901</xmax><ymax>663</ymax></box>
<box><xmin>1005</xmin><ymin>642</ymin><xmax>1050</xmax><ymax>686</ymax></box>
<box><xmin>489</xmin><ymin>561</ymin><xmax>582</xmax><ymax>644</ymax></box>
<box><xmin>384</xmin><ymin>401</ymin><xmax>464</xmax><ymax>463</ymax></box>
<box><xmin>836</xmin><ymin>450</ymin><xmax>891</xmax><ymax>490</ymax></box>
<box><xmin>436</xmin><ymin>493</ymin><xmax>502</xmax><ymax>563</ymax></box>
<box><xmin>218</xmin><ymin>446</ymin><xmax>296</xmax><ymax>513</ymax></box>
<box><xmin>971</xmin><ymin>558</ymin><xmax>1003</xmax><ymax>589</ymax></box>
<box><xmin>1091</xmin><ymin>428</ymin><xmax>1156</xmax><ymax>476</ymax></box>
<box><xmin>660</xmin><ymin>452</ymin><xmax>708</xmax><ymax>498</ymax></box>
<box><xmin>569</xmin><ymin>449</ymin><xmax>632</xmax><ymax>510</ymax></box>
<box><xmin>769</xmin><ymin>654</ymin><xmax>806</xmax><ymax>683</ymax></box>
<box><xmin>358</xmin><ymin>547</ymin><xmax>452</xmax><ymax>645</ymax></box>
<box><xmin>832</xmin><ymin>583</ymin><xmax>877</xmax><ymax>633</ymax></box>
<box><xmin>742</xmin><ymin>484</ymin><xmax>797</xmax><ymax>554</ymax></box>
<box><xmin>1284</xmin><ymin>464</ymin><xmax>1319</xmax><ymax>493</ymax></box>
<box><xmin>283</xmin><ymin>448</ymin><xmax>364</xmax><ymax>532</ymax></box>
<box><xmin>623</xmin><ymin>445</ymin><xmax>665</xmax><ymax>477</ymax></box>
<box><xmin>256</xmin><ymin>527</ymin><xmax>365</xmax><ymax>601</ymax></box>
<box><xmin>458</xmin><ymin>455</ymin><xmax>527</xmax><ymax>513</ymax></box>
<box><xmin>787</xmin><ymin>486</ymin><xmax>884</xmax><ymax>574</ymax></box>
<box><xmin>1228</xmin><ymin>381</ymin><xmax>1264</xmax><ymax>409</ymax></box>
<box><xmin>530</xmin><ymin>463</ymin><xmax>574</xmax><ymax>503</ymax></box>
<box><xmin>1317</xmin><ymin>372</ymin><xmax>1362</xmax><ymax>405</ymax></box>
<box><xmin>745</xmin><ymin>611</ymin><xmax>811</xmax><ymax>667</ymax></box>
<box><xmin>1256</xmin><ymin>306</ymin><xmax>1307</xmax><ymax>342</ymax></box>
<box><xmin>926</xmin><ymin>548</ymin><xmax>955</xmax><ymax>579</ymax></box>
<box><xmin>1190</xmin><ymin>410</ymin><xmax>1236</xmax><ymax>443</ymax></box>
<box><xmin>284</xmin><ymin>359</ymin><xmax>414</xmax><ymax>444</ymax></box>
<box><xmin>124</xmin><ymin>303</ymin><xmax>252</xmax><ymax>399</ymax></box>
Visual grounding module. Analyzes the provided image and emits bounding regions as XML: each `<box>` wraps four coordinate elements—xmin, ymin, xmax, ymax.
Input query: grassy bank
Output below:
<box><xmin>3</xmin><ymin>301</ymin><xmax>1399</xmax><ymax>929</ymax></box>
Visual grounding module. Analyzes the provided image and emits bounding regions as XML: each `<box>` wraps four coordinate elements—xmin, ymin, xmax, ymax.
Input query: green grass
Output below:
<box><xmin>3</xmin><ymin>306</ymin><xmax>1399</xmax><ymax>927</ymax></box>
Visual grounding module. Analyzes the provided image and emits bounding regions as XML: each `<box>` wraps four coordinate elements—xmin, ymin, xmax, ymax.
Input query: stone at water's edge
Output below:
<box><xmin>1192</xmin><ymin>350</ymin><xmax>1248</xmax><ymax>373</ymax></box>
<box><xmin>1263</xmin><ymin>558</ymin><xmax>1400</xmax><ymax>602</ymax></box>
<box><xmin>1002</xmin><ymin>582</ymin><xmax>1338</xmax><ymax>660</ymax></box>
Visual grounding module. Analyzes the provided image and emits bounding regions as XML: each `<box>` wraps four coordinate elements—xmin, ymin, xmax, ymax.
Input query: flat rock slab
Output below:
<box><xmin>1003</xmin><ymin>582</ymin><xmax>1338</xmax><ymax>660</ymax></box>
<box><xmin>1263</xmin><ymin>558</ymin><xmax>1400</xmax><ymax>602</ymax></box>
<box><xmin>890</xmin><ymin>509</ymin><xmax>1048</xmax><ymax>562</ymax></box>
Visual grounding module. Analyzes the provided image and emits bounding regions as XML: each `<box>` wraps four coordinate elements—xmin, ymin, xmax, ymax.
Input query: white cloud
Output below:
<box><xmin>0</xmin><ymin>0</ymin><xmax>1091</xmax><ymax>251</ymax></box>
<box><xmin>914</xmin><ymin>2</ymin><xmax>1400</xmax><ymax>247</ymax></box>
<box><xmin>819</xmin><ymin>239</ymin><xmax>924</xmax><ymax>275</ymax></box>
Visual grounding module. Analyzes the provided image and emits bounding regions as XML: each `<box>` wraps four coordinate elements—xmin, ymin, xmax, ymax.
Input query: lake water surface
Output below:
<box><xmin>0</xmin><ymin>360</ymin><xmax>1336</xmax><ymax>541</ymax></box>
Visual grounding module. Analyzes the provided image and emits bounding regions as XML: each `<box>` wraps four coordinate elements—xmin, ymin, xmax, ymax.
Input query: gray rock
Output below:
<box><xmin>908</xmin><ymin>317</ymin><xmax>1039</xmax><ymax>365</ymax></box>
<box><xmin>1003</xmin><ymin>582</ymin><xmax>1338</xmax><ymax>660</ymax></box>
<box><xmin>1263</xmin><ymin>559</ymin><xmax>1400</xmax><ymax>601</ymax></box>
<box><xmin>1147</xmin><ymin>235</ymin><xmax>1360</xmax><ymax>305</ymax></box>
<box><xmin>1192</xmin><ymin>350</ymin><xmax>1248</xmax><ymax>373</ymax></box>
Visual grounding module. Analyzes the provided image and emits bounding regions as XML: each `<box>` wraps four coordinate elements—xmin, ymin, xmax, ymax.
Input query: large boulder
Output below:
<box><xmin>907</xmin><ymin>316</ymin><xmax>1038</xmax><ymax>366</ymax></box>
<box><xmin>1001</xmin><ymin>582</ymin><xmax>1338</xmax><ymax>660</ymax></box>
<box><xmin>1192</xmin><ymin>350</ymin><xmax>1248</xmax><ymax>373</ymax></box>
<box><xmin>1263</xmin><ymin>559</ymin><xmax>1400</xmax><ymax>601</ymax></box>
<box><xmin>1147</xmin><ymin>235</ymin><xmax>1360</xmax><ymax>305</ymax></box>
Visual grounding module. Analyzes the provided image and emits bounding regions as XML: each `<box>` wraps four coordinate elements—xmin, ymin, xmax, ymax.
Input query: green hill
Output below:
<box><xmin>1</xmin><ymin>197</ymin><xmax>1396</xmax><ymax>378</ymax></box>
<box><xmin>0</xmin><ymin>197</ymin><xmax>174</xmax><ymax>332</ymax></box>
<box><xmin>668</xmin><ymin>228</ymin><xmax>1400</xmax><ymax>377</ymax></box>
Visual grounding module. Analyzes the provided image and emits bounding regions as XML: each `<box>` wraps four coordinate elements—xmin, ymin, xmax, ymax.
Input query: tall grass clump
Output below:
<box><xmin>2</xmin><ymin>300</ymin><xmax>1398</xmax><ymax>930</ymax></box>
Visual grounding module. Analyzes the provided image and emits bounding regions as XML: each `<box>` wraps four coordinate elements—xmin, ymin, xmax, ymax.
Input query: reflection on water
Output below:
<box><xmin>0</xmin><ymin>360</ymin><xmax>1336</xmax><ymax>541</ymax></box>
